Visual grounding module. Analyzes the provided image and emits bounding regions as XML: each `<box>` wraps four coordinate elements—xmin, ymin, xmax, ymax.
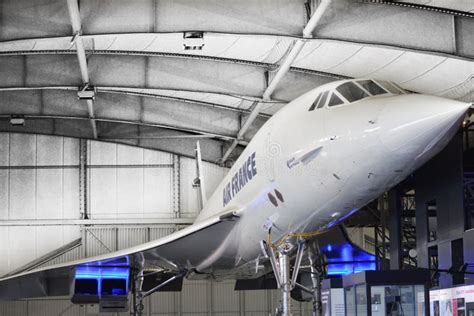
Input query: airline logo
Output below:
<box><xmin>223</xmin><ymin>152</ymin><xmax>257</xmax><ymax>206</ymax></box>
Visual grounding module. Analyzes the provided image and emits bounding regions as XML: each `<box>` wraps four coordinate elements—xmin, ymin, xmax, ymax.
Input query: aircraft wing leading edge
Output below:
<box><xmin>0</xmin><ymin>213</ymin><xmax>239</xmax><ymax>301</ymax></box>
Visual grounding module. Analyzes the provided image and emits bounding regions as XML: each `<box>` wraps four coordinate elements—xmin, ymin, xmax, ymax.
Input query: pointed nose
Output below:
<box><xmin>379</xmin><ymin>95</ymin><xmax>470</xmax><ymax>159</ymax></box>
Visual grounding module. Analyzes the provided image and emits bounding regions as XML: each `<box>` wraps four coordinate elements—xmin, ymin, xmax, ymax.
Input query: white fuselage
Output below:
<box><xmin>1</xmin><ymin>80</ymin><xmax>470</xmax><ymax>302</ymax></box>
<box><xmin>192</xmin><ymin>79</ymin><xmax>470</xmax><ymax>278</ymax></box>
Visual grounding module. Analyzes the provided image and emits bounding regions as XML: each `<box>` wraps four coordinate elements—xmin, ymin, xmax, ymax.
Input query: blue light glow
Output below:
<box><xmin>75</xmin><ymin>267</ymin><xmax>130</xmax><ymax>279</ymax></box>
<box><xmin>321</xmin><ymin>241</ymin><xmax>376</xmax><ymax>277</ymax></box>
<box><xmin>74</xmin><ymin>256</ymin><xmax>130</xmax><ymax>297</ymax></box>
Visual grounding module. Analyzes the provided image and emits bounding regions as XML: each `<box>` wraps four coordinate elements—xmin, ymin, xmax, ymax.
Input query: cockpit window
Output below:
<box><xmin>357</xmin><ymin>80</ymin><xmax>387</xmax><ymax>96</ymax></box>
<box><xmin>336</xmin><ymin>82</ymin><xmax>369</xmax><ymax>103</ymax></box>
<box><xmin>309</xmin><ymin>93</ymin><xmax>322</xmax><ymax>111</ymax></box>
<box><xmin>377</xmin><ymin>81</ymin><xmax>405</xmax><ymax>94</ymax></box>
<box><xmin>391</xmin><ymin>82</ymin><xmax>407</xmax><ymax>94</ymax></box>
<box><xmin>327</xmin><ymin>92</ymin><xmax>344</xmax><ymax>107</ymax></box>
<box><xmin>309</xmin><ymin>91</ymin><xmax>329</xmax><ymax>111</ymax></box>
<box><xmin>317</xmin><ymin>91</ymin><xmax>329</xmax><ymax>109</ymax></box>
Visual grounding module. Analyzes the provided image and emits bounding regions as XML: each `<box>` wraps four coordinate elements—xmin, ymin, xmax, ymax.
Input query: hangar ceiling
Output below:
<box><xmin>0</xmin><ymin>0</ymin><xmax>473</xmax><ymax>163</ymax></box>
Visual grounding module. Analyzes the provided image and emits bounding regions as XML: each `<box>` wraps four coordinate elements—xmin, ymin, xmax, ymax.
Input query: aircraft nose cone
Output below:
<box><xmin>379</xmin><ymin>95</ymin><xmax>470</xmax><ymax>159</ymax></box>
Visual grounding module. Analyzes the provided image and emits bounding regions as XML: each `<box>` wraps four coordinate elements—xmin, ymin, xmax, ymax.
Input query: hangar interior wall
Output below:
<box><xmin>0</xmin><ymin>132</ymin><xmax>226</xmax><ymax>275</ymax></box>
<box><xmin>0</xmin><ymin>132</ymin><xmax>315</xmax><ymax>315</ymax></box>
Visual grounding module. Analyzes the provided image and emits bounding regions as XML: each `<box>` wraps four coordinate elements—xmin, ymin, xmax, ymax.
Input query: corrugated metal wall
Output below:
<box><xmin>0</xmin><ymin>133</ymin><xmax>226</xmax><ymax>276</ymax></box>
<box><xmin>0</xmin><ymin>284</ymin><xmax>314</xmax><ymax>316</ymax></box>
<box><xmin>87</xmin><ymin>140</ymin><xmax>174</xmax><ymax>219</ymax></box>
<box><xmin>0</xmin><ymin>133</ymin><xmax>80</xmax><ymax>220</ymax></box>
<box><xmin>0</xmin><ymin>133</ymin><xmax>313</xmax><ymax>315</ymax></box>
<box><xmin>0</xmin><ymin>133</ymin><xmax>81</xmax><ymax>274</ymax></box>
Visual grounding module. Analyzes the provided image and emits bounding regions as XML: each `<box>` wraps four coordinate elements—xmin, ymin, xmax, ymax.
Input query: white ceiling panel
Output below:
<box><xmin>370</xmin><ymin>52</ymin><xmax>448</xmax><ymax>84</ymax></box>
<box><xmin>290</xmin><ymin>40</ymin><xmax>473</xmax><ymax>100</ymax></box>
<box><xmin>401</xmin><ymin>58</ymin><xmax>474</xmax><ymax>96</ymax></box>
<box><xmin>293</xmin><ymin>41</ymin><xmax>363</xmax><ymax>71</ymax></box>
<box><xmin>329</xmin><ymin>45</ymin><xmax>404</xmax><ymax>78</ymax></box>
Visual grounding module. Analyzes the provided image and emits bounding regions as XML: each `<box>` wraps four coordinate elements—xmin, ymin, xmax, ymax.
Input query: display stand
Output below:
<box><xmin>343</xmin><ymin>269</ymin><xmax>430</xmax><ymax>316</ymax></box>
<box><xmin>321</xmin><ymin>278</ymin><xmax>344</xmax><ymax>316</ymax></box>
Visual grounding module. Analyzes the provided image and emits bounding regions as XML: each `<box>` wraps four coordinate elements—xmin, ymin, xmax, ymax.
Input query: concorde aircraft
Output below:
<box><xmin>0</xmin><ymin>79</ymin><xmax>471</xmax><ymax>314</ymax></box>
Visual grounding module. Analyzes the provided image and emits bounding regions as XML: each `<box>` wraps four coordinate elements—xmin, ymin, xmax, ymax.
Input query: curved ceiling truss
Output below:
<box><xmin>0</xmin><ymin>0</ymin><xmax>472</xmax><ymax>164</ymax></box>
<box><xmin>1</xmin><ymin>33</ymin><xmax>471</xmax><ymax>98</ymax></box>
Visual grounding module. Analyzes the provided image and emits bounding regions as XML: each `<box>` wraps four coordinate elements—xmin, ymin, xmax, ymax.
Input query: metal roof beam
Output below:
<box><xmin>0</xmin><ymin>129</ymin><xmax>242</xmax><ymax>165</ymax></box>
<box><xmin>367</xmin><ymin>1</ymin><xmax>474</xmax><ymax>18</ymax></box>
<box><xmin>66</xmin><ymin>0</ymin><xmax>97</xmax><ymax>139</ymax></box>
<box><xmin>0</xmin><ymin>86</ymin><xmax>278</xmax><ymax>118</ymax></box>
<box><xmin>0</xmin><ymin>33</ymin><xmax>470</xmax><ymax>62</ymax></box>
<box><xmin>0</xmin><ymin>114</ymin><xmax>238</xmax><ymax>141</ymax></box>
<box><xmin>220</xmin><ymin>0</ymin><xmax>332</xmax><ymax>163</ymax></box>
<box><xmin>263</xmin><ymin>0</ymin><xmax>332</xmax><ymax>101</ymax></box>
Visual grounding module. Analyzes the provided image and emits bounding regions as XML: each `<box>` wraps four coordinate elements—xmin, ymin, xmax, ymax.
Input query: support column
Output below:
<box><xmin>415</xmin><ymin>192</ymin><xmax>429</xmax><ymax>269</ymax></box>
<box><xmin>79</xmin><ymin>139</ymin><xmax>88</xmax><ymax>219</ymax></box>
<box><xmin>374</xmin><ymin>226</ymin><xmax>379</xmax><ymax>269</ymax></box>
<box><xmin>172</xmin><ymin>155</ymin><xmax>181</xmax><ymax>218</ymax></box>
<box><xmin>261</xmin><ymin>240</ymin><xmax>306</xmax><ymax>316</ymax></box>
<box><xmin>308</xmin><ymin>249</ymin><xmax>322</xmax><ymax>316</ymax></box>
<box><xmin>279</xmin><ymin>252</ymin><xmax>291</xmax><ymax>316</ymax></box>
<box><xmin>379</xmin><ymin>194</ymin><xmax>388</xmax><ymax>270</ymax></box>
<box><xmin>132</xmin><ymin>254</ymin><xmax>145</xmax><ymax>316</ymax></box>
<box><xmin>389</xmin><ymin>189</ymin><xmax>402</xmax><ymax>270</ymax></box>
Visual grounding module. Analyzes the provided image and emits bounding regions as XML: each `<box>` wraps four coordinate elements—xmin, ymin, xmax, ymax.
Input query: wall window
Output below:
<box><xmin>429</xmin><ymin>246</ymin><xmax>439</xmax><ymax>287</ymax></box>
<box><xmin>427</xmin><ymin>199</ymin><xmax>437</xmax><ymax>242</ymax></box>
<box><xmin>356</xmin><ymin>285</ymin><xmax>367</xmax><ymax>315</ymax></box>
<box><xmin>345</xmin><ymin>286</ymin><xmax>356</xmax><ymax>316</ymax></box>
<box><xmin>451</xmin><ymin>238</ymin><xmax>465</xmax><ymax>285</ymax></box>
